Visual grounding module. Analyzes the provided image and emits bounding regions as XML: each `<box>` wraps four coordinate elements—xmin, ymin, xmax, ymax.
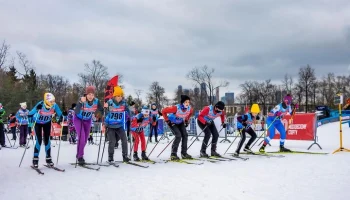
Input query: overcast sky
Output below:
<box><xmin>1</xmin><ymin>0</ymin><xmax>350</xmax><ymax>101</ymax></box>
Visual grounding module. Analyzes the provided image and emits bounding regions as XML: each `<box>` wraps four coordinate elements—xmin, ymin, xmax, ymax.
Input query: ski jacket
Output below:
<box><xmin>104</xmin><ymin>99</ymin><xmax>130</xmax><ymax>129</ymax></box>
<box><xmin>16</xmin><ymin>109</ymin><xmax>30</xmax><ymax>125</ymax></box>
<box><xmin>29</xmin><ymin>101</ymin><xmax>62</xmax><ymax>124</ymax></box>
<box><xmin>198</xmin><ymin>105</ymin><xmax>225</xmax><ymax>124</ymax></box>
<box><xmin>162</xmin><ymin>104</ymin><xmax>193</xmax><ymax>124</ymax></box>
<box><xmin>130</xmin><ymin>113</ymin><xmax>151</xmax><ymax>133</ymax></box>
<box><xmin>75</xmin><ymin>98</ymin><xmax>103</xmax><ymax>121</ymax></box>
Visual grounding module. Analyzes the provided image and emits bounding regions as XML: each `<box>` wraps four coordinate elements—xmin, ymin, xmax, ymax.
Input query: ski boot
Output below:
<box><xmin>279</xmin><ymin>145</ymin><xmax>291</xmax><ymax>152</ymax></box>
<box><xmin>32</xmin><ymin>157</ymin><xmax>39</xmax><ymax>168</ymax></box>
<box><xmin>211</xmin><ymin>150</ymin><xmax>221</xmax><ymax>157</ymax></box>
<box><xmin>141</xmin><ymin>151</ymin><xmax>149</xmax><ymax>160</ymax></box>
<box><xmin>233</xmin><ymin>151</ymin><xmax>239</xmax><ymax>157</ymax></box>
<box><xmin>243</xmin><ymin>145</ymin><xmax>253</xmax><ymax>154</ymax></box>
<box><xmin>200</xmin><ymin>150</ymin><xmax>209</xmax><ymax>158</ymax></box>
<box><xmin>155</xmin><ymin>137</ymin><xmax>158</xmax><ymax>143</ymax></box>
<box><xmin>108</xmin><ymin>154</ymin><xmax>114</xmax><ymax>163</ymax></box>
<box><xmin>170</xmin><ymin>153</ymin><xmax>180</xmax><ymax>160</ymax></box>
<box><xmin>123</xmin><ymin>155</ymin><xmax>131</xmax><ymax>162</ymax></box>
<box><xmin>133</xmin><ymin>152</ymin><xmax>140</xmax><ymax>161</ymax></box>
<box><xmin>77</xmin><ymin>157</ymin><xmax>86</xmax><ymax>165</ymax></box>
<box><xmin>149</xmin><ymin>137</ymin><xmax>152</xmax><ymax>143</ymax></box>
<box><xmin>181</xmin><ymin>152</ymin><xmax>192</xmax><ymax>159</ymax></box>
<box><xmin>259</xmin><ymin>144</ymin><xmax>266</xmax><ymax>153</ymax></box>
<box><xmin>46</xmin><ymin>157</ymin><xmax>54</xmax><ymax>167</ymax></box>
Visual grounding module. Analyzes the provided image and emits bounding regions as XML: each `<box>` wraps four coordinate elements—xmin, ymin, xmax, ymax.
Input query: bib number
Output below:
<box><xmin>135</xmin><ymin>127</ymin><xmax>143</xmax><ymax>133</ymax></box>
<box><xmin>82</xmin><ymin>112</ymin><xmax>92</xmax><ymax>118</ymax></box>
<box><xmin>111</xmin><ymin>113</ymin><xmax>123</xmax><ymax>120</ymax></box>
<box><xmin>38</xmin><ymin>115</ymin><xmax>50</xmax><ymax>122</ymax></box>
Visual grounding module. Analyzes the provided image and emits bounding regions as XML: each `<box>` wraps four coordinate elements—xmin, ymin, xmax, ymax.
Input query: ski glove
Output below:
<box><xmin>221</xmin><ymin>123</ymin><xmax>226</xmax><ymax>128</ymax></box>
<box><xmin>206</xmin><ymin>120</ymin><xmax>213</xmax><ymax>125</ymax></box>
<box><xmin>166</xmin><ymin>120</ymin><xmax>174</xmax><ymax>127</ymax></box>
<box><xmin>185</xmin><ymin>120</ymin><xmax>189</xmax><ymax>127</ymax></box>
<box><xmin>275</xmin><ymin>111</ymin><xmax>283</xmax><ymax>117</ymax></box>
<box><xmin>36</xmin><ymin>104</ymin><xmax>43</xmax><ymax>110</ymax></box>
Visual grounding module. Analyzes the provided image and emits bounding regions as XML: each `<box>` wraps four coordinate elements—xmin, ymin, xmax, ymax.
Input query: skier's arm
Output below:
<box><xmin>54</xmin><ymin>104</ymin><xmax>63</xmax><ymax>118</ymax></box>
<box><xmin>74</xmin><ymin>99</ymin><xmax>84</xmax><ymax>114</ymax></box>
<box><xmin>0</xmin><ymin>109</ymin><xmax>4</xmax><ymax>116</ymax></box>
<box><xmin>270</xmin><ymin>104</ymin><xmax>282</xmax><ymax>115</ymax></box>
<box><xmin>185</xmin><ymin>107</ymin><xmax>194</xmax><ymax>122</ymax></box>
<box><xmin>29</xmin><ymin>101</ymin><xmax>42</xmax><ymax>115</ymax></box>
<box><xmin>161</xmin><ymin>106</ymin><xmax>177</xmax><ymax>122</ymax></box>
<box><xmin>97</xmin><ymin>99</ymin><xmax>104</xmax><ymax>114</ymax></box>
<box><xmin>220</xmin><ymin>110</ymin><xmax>226</xmax><ymax>124</ymax></box>
<box><xmin>198</xmin><ymin>107</ymin><xmax>210</xmax><ymax>124</ymax></box>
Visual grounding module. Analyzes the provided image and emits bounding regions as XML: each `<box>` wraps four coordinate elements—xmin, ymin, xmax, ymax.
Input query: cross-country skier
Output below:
<box><xmin>259</xmin><ymin>94</ymin><xmax>298</xmax><ymax>153</ymax></box>
<box><xmin>131</xmin><ymin>105</ymin><xmax>151</xmax><ymax>161</ymax></box>
<box><xmin>197</xmin><ymin>101</ymin><xmax>227</xmax><ymax>157</ymax></box>
<box><xmin>8</xmin><ymin>113</ymin><xmax>16</xmax><ymax>141</ymax></box>
<box><xmin>67</xmin><ymin>103</ymin><xmax>77</xmax><ymax>144</ymax></box>
<box><xmin>103</xmin><ymin>86</ymin><xmax>130</xmax><ymax>163</ymax></box>
<box><xmin>162</xmin><ymin>95</ymin><xmax>193</xmax><ymax>160</ymax></box>
<box><xmin>29</xmin><ymin>93</ymin><xmax>62</xmax><ymax>168</ymax></box>
<box><xmin>16</xmin><ymin>102</ymin><xmax>30</xmax><ymax>147</ymax></box>
<box><xmin>74</xmin><ymin>86</ymin><xmax>105</xmax><ymax>165</ymax></box>
<box><xmin>0</xmin><ymin>103</ymin><xmax>6</xmax><ymax>147</ymax></box>
<box><xmin>149</xmin><ymin>103</ymin><xmax>162</xmax><ymax>143</ymax></box>
<box><xmin>233</xmin><ymin>104</ymin><xmax>260</xmax><ymax>156</ymax></box>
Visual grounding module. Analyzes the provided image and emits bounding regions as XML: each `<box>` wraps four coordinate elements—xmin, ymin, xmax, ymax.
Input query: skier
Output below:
<box><xmin>103</xmin><ymin>86</ymin><xmax>130</xmax><ymax>163</ymax></box>
<box><xmin>149</xmin><ymin>103</ymin><xmax>162</xmax><ymax>143</ymax></box>
<box><xmin>162</xmin><ymin>95</ymin><xmax>193</xmax><ymax>160</ymax></box>
<box><xmin>74</xmin><ymin>86</ymin><xmax>104</xmax><ymax>165</ymax></box>
<box><xmin>8</xmin><ymin>113</ymin><xmax>16</xmax><ymax>141</ymax></box>
<box><xmin>16</xmin><ymin>102</ymin><xmax>30</xmax><ymax>147</ymax></box>
<box><xmin>131</xmin><ymin>105</ymin><xmax>151</xmax><ymax>161</ymax></box>
<box><xmin>0</xmin><ymin>103</ymin><xmax>6</xmax><ymax>147</ymax></box>
<box><xmin>29</xmin><ymin>93</ymin><xmax>62</xmax><ymax>168</ymax></box>
<box><xmin>67</xmin><ymin>103</ymin><xmax>77</xmax><ymax>144</ymax></box>
<box><xmin>197</xmin><ymin>101</ymin><xmax>227</xmax><ymax>157</ymax></box>
<box><xmin>259</xmin><ymin>94</ymin><xmax>298</xmax><ymax>153</ymax></box>
<box><xmin>233</xmin><ymin>104</ymin><xmax>260</xmax><ymax>156</ymax></box>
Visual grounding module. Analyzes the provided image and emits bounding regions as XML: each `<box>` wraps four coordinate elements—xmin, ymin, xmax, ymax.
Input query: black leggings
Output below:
<box><xmin>235</xmin><ymin>127</ymin><xmax>257</xmax><ymax>153</ymax></box>
<box><xmin>149</xmin><ymin>121</ymin><xmax>158</xmax><ymax>138</ymax></box>
<box><xmin>34</xmin><ymin>122</ymin><xmax>52</xmax><ymax>158</ymax></box>
<box><xmin>169</xmin><ymin>123</ymin><xmax>188</xmax><ymax>154</ymax></box>
<box><xmin>197</xmin><ymin>119</ymin><xmax>219</xmax><ymax>151</ymax></box>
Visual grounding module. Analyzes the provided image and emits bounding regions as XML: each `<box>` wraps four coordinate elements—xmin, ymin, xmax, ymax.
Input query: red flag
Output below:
<box><xmin>104</xmin><ymin>75</ymin><xmax>118</xmax><ymax>102</ymax></box>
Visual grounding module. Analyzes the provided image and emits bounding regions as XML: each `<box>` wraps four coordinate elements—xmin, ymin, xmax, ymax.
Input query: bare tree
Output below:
<box><xmin>0</xmin><ymin>40</ymin><xmax>10</xmax><ymax>69</ymax></box>
<box><xmin>186</xmin><ymin>65</ymin><xmax>229</xmax><ymax>105</ymax></box>
<box><xmin>298</xmin><ymin>65</ymin><xmax>316</xmax><ymax>112</ymax></box>
<box><xmin>134</xmin><ymin>89</ymin><xmax>143</xmax><ymax>107</ymax></box>
<box><xmin>16</xmin><ymin>51</ymin><xmax>33</xmax><ymax>76</ymax></box>
<box><xmin>257</xmin><ymin>79</ymin><xmax>275</xmax><ymax>115</ymax></box>
<box><xmin>282</xmin><ymin>73</ymin><xmax>294</xmax><ymax>93</ymax></box>
<box><xmin>239</xmin><ymin>81</ymin><xmax>258</xmax><ymax>105</ymax></box>
<box><xmin>78</xmin><ymin>60</ymin><xmax>109</xmax><ymax>98</ymax></box>
<box><xmin>146</xmin><ymin>81</ymin><xmax>168</xmax><ymax>109</ymax></box>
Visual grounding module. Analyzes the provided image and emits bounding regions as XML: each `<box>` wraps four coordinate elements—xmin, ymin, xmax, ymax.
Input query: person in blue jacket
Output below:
<box><xmin>259</xmin><ymin>94</ymin><xmax>298</xmax><ymax>153</ymax></box>
<box><xmin>29</xmin><ymin>93</ymin><xmax>62</xmax><ymax>168</ymax></box>
<box><xmin>233</xmin><ymin>104</ymin><xmax>260</xmax><ymax>156</ymax></box>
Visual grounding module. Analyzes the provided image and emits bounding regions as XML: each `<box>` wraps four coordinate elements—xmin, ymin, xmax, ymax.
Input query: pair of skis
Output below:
<box><xmin>31</xmin><ymin>165</ymin><xmax>65</xmax><ymax>175</ymax></box>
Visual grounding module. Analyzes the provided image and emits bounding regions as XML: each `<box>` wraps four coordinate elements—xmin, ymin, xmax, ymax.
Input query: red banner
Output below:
<box><xmin>51</xmin><ymin>123</ymin><xmax>62</xmax><ymax>137</ymax></box>
<box><xmin>267</xmin><ymin>113</ymin><xmax>316</xmax><ymax>141</ymax></box>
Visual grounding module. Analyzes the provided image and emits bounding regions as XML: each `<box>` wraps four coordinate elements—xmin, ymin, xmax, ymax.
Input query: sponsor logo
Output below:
<box><xmin>288</xmin><ymin>130</ymin><xmax>298</xmax><ymax>135</ymax></box>
<box><xmin>289</xmin><ymin>124</ymin><xmax>307</xmax><ymax>129</ymax></box>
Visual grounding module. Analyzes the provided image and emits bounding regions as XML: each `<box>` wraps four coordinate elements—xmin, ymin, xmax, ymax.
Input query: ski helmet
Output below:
<box><xmin>215</xmin><ymin>101</ymin><xmax>225</xmax><ymax>111</ymax></box>
<box><xmin>44</xmin><ymin>93</ymin><xmax>55</xmax><ymax>108</ymax></box>
<box><xmin>250</xmin><ymin>104</ymin><xmax>260</xmax><ymax>114</ymax></box>
<box><xmin>283</xmin><ymin>94</ymin><xmax>292</xmax><ymax>105</ymax></box>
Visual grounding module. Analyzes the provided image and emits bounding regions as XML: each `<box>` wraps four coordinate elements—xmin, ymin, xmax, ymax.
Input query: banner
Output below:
<box><xmin>51</xmin><ymin>123</ymin><xmax>62</xmax><ymax>137</ymax></box>
<box><xmin>267</xmin><ymin>113</ymin><xmax>316</xmax><ymax>141</ymax></box>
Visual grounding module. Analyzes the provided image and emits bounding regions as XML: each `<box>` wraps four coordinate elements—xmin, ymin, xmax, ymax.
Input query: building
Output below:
<box><xmin>216</xmin><ymin>87</ymin><xmax>219</xmax><ymax>104</ymax></box>
<box><xmin>194</xmin><ymin>87</ymin><xmax>200</xmax><ymax>96</ymax></box>
<box><xmin>178</xmin><ymin>85</ymin><xmax>183</xmax><ymax>93</ymax></box>
<box><xmin>221</xmin><ymin>96</ymin><xmax>226</xmax><ymax>104</ymax></box>
<box><xmin>183</xmin><ymin>89</ymin><xmax>190</xmax><ymax>96</ymax></box>
<box><xmin>225</xmin><ymin>92</ymin><xmax>234</xmax><ymax>105</ymax></box>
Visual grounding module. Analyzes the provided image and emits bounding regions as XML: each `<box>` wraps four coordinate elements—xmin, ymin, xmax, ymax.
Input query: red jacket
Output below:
<box><xmin>162</xmin><ymin>105</ymin><xmax>193</xmax><ymax>122</ymax></box>
<box><xmin>198</xmin><ymin>106</ymin><xmax>225</xmax><ymax>124</ymax></box>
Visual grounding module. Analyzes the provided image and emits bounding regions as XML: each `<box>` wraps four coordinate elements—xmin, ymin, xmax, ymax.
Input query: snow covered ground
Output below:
<box><xmin>1</xmin><ymin>122</ymin><xmax>350</xmax><ymax>200</ymax></box>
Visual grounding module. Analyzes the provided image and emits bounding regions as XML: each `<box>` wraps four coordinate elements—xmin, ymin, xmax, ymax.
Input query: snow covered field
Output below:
<box><xmin>1</xmin><ymin>122</ymin><xmax>350</xmax><ymax>200</ymax></box>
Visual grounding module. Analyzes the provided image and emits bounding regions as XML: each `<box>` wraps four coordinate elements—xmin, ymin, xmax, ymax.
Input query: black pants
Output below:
<box><xmin>0</xmin><ymin>123</ymin><xmax>5</xmax><ymax>146</ymax></box>
<box><xmin>197</xmin><ymin>119</ymin><xmax>219</xmax><ymax>152</ymax></box>
<box><xmin>107</xmin><ymin>127</ymin><xmax>128</xmax><ymax>157</ymax></box>
<box><xmin>169</xmin><ymin>123</ymin><xmax>188</xmax><ymax>154</ymax></box>
<box><xmin>126</xmin><ymin>120</ymin><xmax>130</xmax><ymax>139</ymax></box>
<box><xmin>11</xmin><ymin>127</ymin><xmax>16</xmax><ymax>140</ymax></box>
<box><xmin>235</xmin><ymin>127</ymin><xmax>257</xmax><ymax>153</ymax></box>
<box><xmin>34</xmin><ymin>122</ymin><xmax>52</xmax><ymax>158</ymax></box>
<box><xmin>149</xmin><ymin>121</ymin><xmax>158</xmax><ymax>139</ymax></box>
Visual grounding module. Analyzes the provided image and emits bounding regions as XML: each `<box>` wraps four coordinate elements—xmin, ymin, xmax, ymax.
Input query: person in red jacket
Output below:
<box><xmin>162</xmin><ymin>95</ymin><xmax>193</xmax><ymax>160</ymax></box>
<box><xmin>131</xmin><ymin>106</ymin><xmax>151</xmax><ymax>161</ymax></box>
<box><xmin>197</xmin><ymin>101</ymin><xmax>226</xmax><ymax>157</ymax></box>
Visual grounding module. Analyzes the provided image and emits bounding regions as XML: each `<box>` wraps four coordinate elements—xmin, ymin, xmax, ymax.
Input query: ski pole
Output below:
<box><xmin>224</xmin><ymin>128</ymin><xmax>244</xmax><ymax>155</ymax></box>
<box><xmin>156</xmin><ymin>137</ymin><xmax>175</xmax><ymax>158</ymax></box>
<box><xmin>250</xmin><ymin>116</ymin><xmax>279</xmax><ymax>149</ymax></box>
<box><xmin>147</xmin><ymin>133</ymin><xmax>166</xmax><ymax>158</ymax></box>
<box><xmin>56</xmin><ymin>118</ymin><xmax>65</xmax><ymax>166</ymax></box>
<box><xmin>19</xmin><ymin>111</ymin><xmax>39</xmax><ymax>168</ymax></box>
<box><xmin>96</xmin><ymin>109</ymin><xmax>106</xmax><ymax>164</ymax></box>
<box><xmin>187</xmin><ymin>125</ymin><xmax>208</xmax><ymax>150</ymax></box>
<box><xmin>100</xmin><ymin>135</ymin><xmax>107</xmax><ymax>163</ymax></box>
